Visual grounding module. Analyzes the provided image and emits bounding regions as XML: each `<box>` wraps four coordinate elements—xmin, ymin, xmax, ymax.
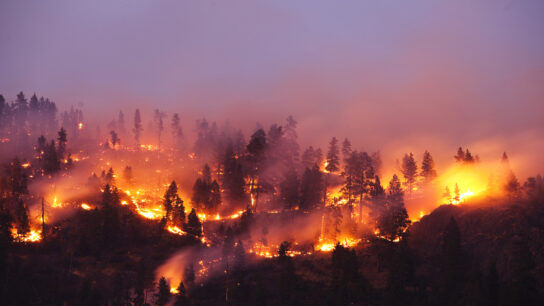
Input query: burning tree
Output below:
<box><xmin>191</xmin><ymin>164</ymin><xmax>221</xmax><ymax>213</ymax></box>
<box><xmin>376</xmin><ymin>174</ymin><xmax>410</xmax><ymax>241</ymax></box>
<box><xmin>163</xmin><ymin>181</ymin><xmax>185</xmax><ymax>226</ymax></box>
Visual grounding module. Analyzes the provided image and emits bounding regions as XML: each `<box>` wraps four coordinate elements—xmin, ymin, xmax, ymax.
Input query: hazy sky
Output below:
<box><xmin>1</xmin><ymin>0</ymin><xmax>543</xmax><ymax>172</ymax></box>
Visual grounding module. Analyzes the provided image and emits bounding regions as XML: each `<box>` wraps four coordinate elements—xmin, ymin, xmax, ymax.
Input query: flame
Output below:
<box><xmin>315</xmin><ymin>237</ymin><xmax>361</xmax><ymax>252</ymax></box>
<box><xmin>81</xmin><ymin>203</ymin><xmax>92</xmax><ymax>210</ymax></box>
<box><xmin>140</xmin><ymin>144</ymin><xmax>158</xmax><ymax>151</ymax></box>
<box><xmin>322</xmin><ymin>160</ymin><xmax>330</xmax><ymax>173</ymax></box>
<box><xmin>137</xmin><ymin>208</ymin><xmax>163</xmax><ymax>220</ymax></box>
<box><xmin>438</xmin><ymin>164</ymin><xmax>488</xmax><ymax>205</ymax></box>
<box><xmin>167</xmin><ymin>225</ymin><xmax>187</xmax><ymax>236</ymax></box>
<box><xmin>11</xmin><ymin>227</ymin><xmax>42</xmax><ymax>242</ymax></box>
<box><xmin>52</xmin><ymin>196</ymin><xmax>62</xmax><ymax>208</ymax></box>
<box><xmin>451</xmin><ymin>189</ymin><xmax>475</xmax><ymax>205</ymax></box>
<box><xmin>78</xmin><ymin>122</ymin><xmax>83</xmax><ymax>130</ymax></box>
<box><xmin>21</xmin><ymin>162</ymin><xmax>30</xmax><ymax>168</ymax></box>
<box><xmin>248</xmin><ymin>242</ymin><xmax>310</xmax><ymax>258</ymax></box>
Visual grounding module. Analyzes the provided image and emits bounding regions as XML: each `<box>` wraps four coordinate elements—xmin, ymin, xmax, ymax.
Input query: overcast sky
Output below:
<box><xmin>1</xmin><ymin>0</ymin><xmax>543</xmax><ymax>173</ymax></box>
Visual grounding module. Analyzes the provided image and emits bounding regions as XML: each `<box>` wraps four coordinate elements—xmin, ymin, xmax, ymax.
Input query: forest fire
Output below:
<box><xmin>316</xmin><ymin>237</ymin><xmax>362</xmax><ymax>252</ymax></box>
<box><xmin>11</xmin><ymin>228</ymin><xmax>42</xmax><ymax>242</ymax></box>
<box><xmin>167</xmin><ymin>225</ymin><xmax>187</xmax><ymax>236</ymax></box>
<box><xmin>0</xmin><ymin>94</ymin><xmax>541</xmax><ymax>306</ymax></box>
<box><xmin>2</xmin><ymin>1</ymin><xmax>543</xmax><ymax>303</ymax></box>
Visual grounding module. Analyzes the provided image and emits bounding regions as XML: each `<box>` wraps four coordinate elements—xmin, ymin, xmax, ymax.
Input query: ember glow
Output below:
<box><xmin>11</xmin><ymin>228</ymin><xmax>42</xmax><ymax>243</ymax></box>
<box><xmin>1</xmin><ymin>2</ymin><xmax>543</xmax><ymax>304</ymax></box>
<box><xmin>80</xmin><ymin>203</ymin><xmax>92</xmax><ymax>210</ymax></box>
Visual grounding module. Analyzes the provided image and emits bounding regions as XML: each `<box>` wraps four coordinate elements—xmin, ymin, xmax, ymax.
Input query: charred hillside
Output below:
<box><xmin>408</xmin><ymin>197</ymin><xmax>544</xmax><ymax>305</ymax></box>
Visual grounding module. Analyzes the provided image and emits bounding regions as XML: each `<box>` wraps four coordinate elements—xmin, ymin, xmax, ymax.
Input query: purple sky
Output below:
<box><xmin>1</xmin><ymin>0</ymin><xmax>544</xmax><ymax>173</ymax></box>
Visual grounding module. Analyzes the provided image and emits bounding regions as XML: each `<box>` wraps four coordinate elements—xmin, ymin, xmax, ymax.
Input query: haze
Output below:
<box><xmin>1</xmin><ymin>0</ymin><xmax>543</xmax><ymax>175</ymax></box>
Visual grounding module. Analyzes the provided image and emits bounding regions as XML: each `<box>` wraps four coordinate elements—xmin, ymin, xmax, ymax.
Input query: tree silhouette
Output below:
<box><xmin>325</xmin><ymin>137</ymin><xmax>340</xmax><ymax>173</ymax></box>
<box><xmin>155</xmin><ymin>276</ymin><xmax>171</xmax><ymax>306</ymax></box>
<box><xmin>401</xmin><ymin>153</ymin><xmax>418</xmax><ymax>193</ymax></box>
<box><xmin>184</xmin><ymin>209</ymin><xmax>202</xmax><ymax>237</ymax></box>
<box><xmin>133</xmin><ymin>109</ymin><xmax>143</xmax><ymax>146</ymax></box>
<box><xmin>420</xmin><ymin>150</ymin><xmax>437</xmax><ymax>182</ymax></box>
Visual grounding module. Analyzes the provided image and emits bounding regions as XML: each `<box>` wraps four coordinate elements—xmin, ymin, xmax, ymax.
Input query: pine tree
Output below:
<box><xmin>454</xmin><ymin>147</ymin><xmax>465</xmax><ymax>163</ymax></box>
<box><xmin>300</xmin><ymin>165</ymin><xmax>323</xmax><ymax>211</ymax></box>
<box><xmin>279</xmin><ymin>168</ymin><xmax>299</xmax><ymax>209</ymax></box>
<box><xmin>341</xmin><ymin>138</ymin><xmax>352</xmax><ymax>163</ymax></box>
<box><xmin>246</xmin><ymin>129</ymin><xmax>267</xmax><ymax>209</ymax></box>
<box><xmin>163</xmin><ymin>181</ymin><xmax>179</xmax><ymax>220</ymax></box>
<box><xmin>101</xmin><ymin>184</ymin><xmax>120</xmax><ymax>247</ymax></box>
<box><xmin>222</xmin><ymin>145</ymin><xmax>246</xmax><ymax>205</ymax></box>
<box><xmin>117</xmin><ymin>111</ymin><xmax>125</xmax><ymax>135</ymax></box>
<box><xmin>210</xmin><ymin>180</ymin><xmax>221</xmax><ymax>211</ymax></box>
<box><xmin>184</xmin><ymin>209</ymin><xmax>202</xmax><ymax>237</ymax></box>
<box><xmin>105</xmin><ymin>167</ymin><xmax>115</xmax><ymax>185</ymax></box>
<box><xmin>283</xmin><ymin>115</ymin><xmax>300</xmax><ymax>166</ymax></box>
<box><xmin>192</xmin><ymin>164</ymin><xmax>222</xmax><ymax>213</ymax></box>
<box><xmin>171</xmin><ymin>113</ymin><xmax>183</xmax><ymax>152</ymax></box>
<box><xmin>15</xmin><ymin>200</ymin><xmax>30</xmax><ymax>238</ymax></box>
<box><xmin>110</xmin><ymin>130</ymin><xmax>120</xmax><ymax>148</ymax></box>
<box><xmin>420</xmin><ymin>150</ymin><xmax>437</xmax><ymax>182</ymax></box>
<box><xmin>326</xmin><ymin>137</ymin><xmax>340</xmax><ymax>173</ymax></box>
<box><xmin>504</xmin><ymin>170</ymin><xmax>521</xmax><ymax>198</ymax></box>
<box><xmin>44</xmin><ymin>140</ymin><xmax>61</xmax><ymax>174</ymax></box>
<box><xmin>464</xmin><ymin>149</ymin><xmax>475</xmax><ymax>163</ymax></box>
<box><xmin>153</xmin><ymin>109</ymin><xmax>166</xmax><ymax>150</ymax></box>
<box><xmin>301</xmin><ymin>146</ymin><xmax>316</xmax><ymax>170</ymax></box>
<box><xmin>173</xmin><ymin>281</ymin><xmax>188</xmax><ymax>306</ymax></box>
<box><xmin>377</xmin><ymin>174</ymin><xmax>410</xmax><ymax>240</ymax></box>
<box><xmin>133</xmin><ymin>109</ymin><xmax>143</xmax><ymax>146</ymax></box>
<box><xmin>155</xmin><ymin>276</ymin><xmax>171</xmax><ymax>306</ymax></box>
<box><xmin>401</xmin><ymin>153</ymin><xmax>418</xmax><ymax>192</ymax></box>
<box><xmin>57</xmin><ymin>127</ymin><xmax>67</xmax><ymax>159</ymax></box>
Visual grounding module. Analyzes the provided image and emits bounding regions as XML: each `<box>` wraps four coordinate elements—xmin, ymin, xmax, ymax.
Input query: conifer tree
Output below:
<box><xmin>420</xmin><ymin>150</ymin><xmax>437</xmax><ymax>182</ymax></box>
<box><xmin>133</xmin><ymin>109</ymin><xmax>143</xmax><ymax>146</ymax></box>
<box><xmin>454</xmin><ymin>147</ymin><xmax>465</xmax><ymax>163</ymax></box>
<box><xmin>341</xmin><ymin>138</ymin><xmax>352</xmax><ymax>163</ymax></box>
<box><xmin>155</xmin><ymin>276</ymin><xmax>171</xmax><ymax>306</ymax></box>
<box><xmin>57</xmin><ymin>127</ymin><xmax>67</xmax><ymax>159</ymax></box>
<box><xmin>401</xmin><ymin>152</ymin><xmax>418</xmax><ymax>192</ymax></box>
<box><xmin>184</xmin><ymin>209</ymin><xmax>202</xmax><ymax>237</ymax></box>
<box><xmin>279</xmin><ymin>168</ymin><xmax>299</xmax><ymax>209</ymax></box>
<box><xmin>326</xmin><ymin>137</ymin><xmax>340</xmax><ymax>173</ymax></box>
<box><xmin>173</xmin><ymin>281</ymin><xmax>188</xmax><ymax>306</ymax></box>
<box><xmin>163</xmin><ymin>181</ymin><xmax>180</xmax><ymax>220</ymax></box>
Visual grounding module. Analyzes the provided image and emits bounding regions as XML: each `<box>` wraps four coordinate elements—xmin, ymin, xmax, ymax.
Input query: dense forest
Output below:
<box><xmin>0</xmin><ymin>91</ymin><xmax>543</xmax><ymax>305</ymax></box>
